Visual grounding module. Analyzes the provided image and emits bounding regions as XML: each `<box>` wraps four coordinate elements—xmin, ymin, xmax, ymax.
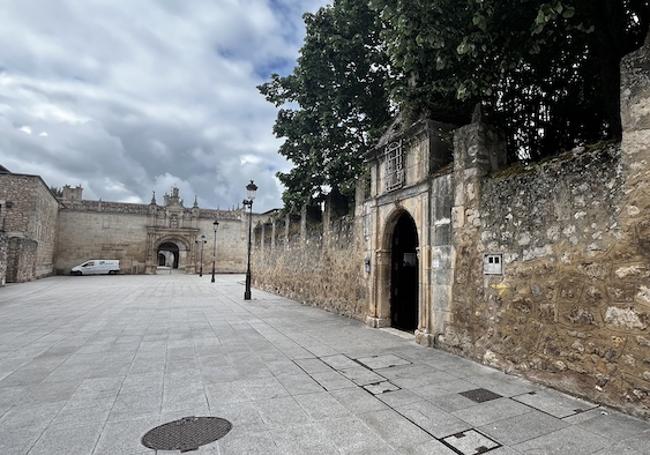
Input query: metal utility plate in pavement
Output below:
<box><xmin>512</xmin><ymin>390</ymin><xmax>598</xmax><ymax>418</ymax></box>
<box><xmin>355</xmin><ymin>354</ymin><xmax>411</xmax><ymax>370</ymax></box>
<box><xmin>459</xmin><ymin>388</ymin><xmax>502</xmax><ymax>404</ymax></box>
<box><xmin>364</xmin><ymin>381</ymin><xmax>400</xmax><ymax>395</ymax></box>
<box><xmin>442</xmin><ymin>429</ymin><xmax>500</xmax><ymax>455</ymax></box>
<box><xmin>141</xmin><ymin>416</ymin><xmax>232</xmax><ymax>453</ymax></box>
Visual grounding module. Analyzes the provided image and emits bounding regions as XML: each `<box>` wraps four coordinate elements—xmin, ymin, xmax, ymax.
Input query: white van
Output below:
<box><xmin>71</xmin><ymin>260</ymin><xmax>120</xmax><ymax>276</ymax></box>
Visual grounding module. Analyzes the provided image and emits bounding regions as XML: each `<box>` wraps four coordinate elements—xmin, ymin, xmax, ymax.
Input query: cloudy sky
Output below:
<box><xmin>0</xmin><ymin>0</ymin><xmax>327</xmax><ymax>211</ymax></box>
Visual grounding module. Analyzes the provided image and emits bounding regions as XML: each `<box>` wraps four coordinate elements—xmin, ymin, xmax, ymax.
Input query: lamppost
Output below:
<box><xmin>195</xmin><ymin>234</ymin><xmax>207</xmax><ymax>277</ymax></box>
<box><xmin>242</xmin><ymin>180</ymin><xmax>257</xmax><ymax>300</ymax></box>
<box><xmin>211</xmin><ymin>219</ymin><xmax>219</xmax><ymax>283</ymax></box>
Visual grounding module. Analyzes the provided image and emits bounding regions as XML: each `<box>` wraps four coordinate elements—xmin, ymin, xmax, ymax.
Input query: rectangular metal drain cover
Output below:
<box><xmin>363</xmin><ymin>381</ymin><xmax>400</xmax><ymax>395</ymax></box>
<box><xmin>459</xmin><ymin>388</ymin><xmax>502</xmax><ymax>403</ymax></box>
<box><xmin>442</xmin><ymin>429</ymin><xmax>499</xmax><ymax>455</ymax></box>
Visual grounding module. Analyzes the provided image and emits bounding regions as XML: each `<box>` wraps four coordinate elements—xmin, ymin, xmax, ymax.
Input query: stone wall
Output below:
<box><xmin>440</xmin><ymin>138</ymin><xmax>650</xmax><ymax>412</ymax></box>
<box><xmin>253</xmin><ymin>207</ymin><xmax>367</xmax><ymax>320</ymax></box>
<box><xmin>6</xmin><ymin>237</ymin><xmax>38</xmax><ymax>283</ymax></box>
<box><xmin>30</xmin><ymin>179</ymin><xmax>60</xmax><ymax>277</ymax></box>
<box><xmin>246</xmin><ymin>33</ymin><xmax>650</xmax><ymax>418</ymax></box>
<box><xmin>436</xmin><ymin>37</ymin><xmax>650</xmax><ymax>417</ymax></box>
<box><xmin>55</xmin><ymin>209</ymin><xmax>151</xmax><ymax>273</ymax></box>
<box><xmin>0</xmin><ymin>233</ymin><xmax>7</xmax><ymax>286</ymax></box>
<box><xmin>0</xmin><ymin>173</ymin><xmax>59</xmax><ymax>279</ymax></box>
<box><xmin>197</xmin><ymin>214</ymin><xmax>247</xmax><ymax>274</ymax></box>
<box><xmin>55</xmin><ymin>203</ymin><xmax>246</xmax><ymax>274</ymax></box>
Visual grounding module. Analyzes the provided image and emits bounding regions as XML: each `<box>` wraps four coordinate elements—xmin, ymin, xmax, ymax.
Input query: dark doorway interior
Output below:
<box><xmin>390</xmin><ymin>213</ymin><xmax>419</xmax><ymax>332</ymax></box>
<box><xmin>158</xmin><ymin>242</ymin><xmax>180</xmax><ymax>269</ymax></box>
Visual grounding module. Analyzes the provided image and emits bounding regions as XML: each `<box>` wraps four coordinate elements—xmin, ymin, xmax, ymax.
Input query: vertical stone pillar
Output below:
<box><xmin>442</xmin><ymin>117</ymin><xmax>506</xmax><ymax>346</ymax></box>
<box><xmin>323</xmin><ymin>197</ymin><xmax>332</xmax><ymax>248</ymax></box>
<box><xmin>300</xmin><ymin>205</ymin><xmax>307</xmax><ymax>245</ymax></box>
<box><xmin>452</xmin><ymin>118</ymin><xmax>507</xmax><ymax>234</ymax></box>
<box><xmin>271</xmin><ymin>219</ymin><xmax>277</xmax><ymax>250</ymax></box>
<box><xmin>366</xmin><ymin>249</ymin><xmax>391</xmax><ymax>328</ymax></box>
<box><xmin>260</xmin><ymin>223</ymin><xmax>266</xmax><ymax>254</ymax></box>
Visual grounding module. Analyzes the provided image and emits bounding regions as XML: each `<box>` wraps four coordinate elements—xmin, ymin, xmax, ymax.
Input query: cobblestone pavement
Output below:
<box><xmin>0</xmin><ymin>275</ymin><xmax>648</xmax><ymax>455</ymax></box>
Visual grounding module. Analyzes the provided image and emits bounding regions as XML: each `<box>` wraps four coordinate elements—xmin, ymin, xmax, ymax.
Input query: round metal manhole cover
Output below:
<box><xmin>141</xmin><ymin>416</ymin><xmax>232</xmax><ymax>453</ymax></box>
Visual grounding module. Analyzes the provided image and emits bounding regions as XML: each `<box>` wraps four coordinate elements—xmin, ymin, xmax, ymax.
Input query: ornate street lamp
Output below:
<box><xmin>211</xmin><ymin>219</ymin><xmax>219</xmax><ymax>283</ymax></box>
<box><xmin>195</xmin><ymin>234</ymin><xmax>207</xmax><ymax>277</ymax></box>
<box><xmin>242</xmin><ymin>180</ymin><xmax>257</xmax><ymax>300</ymax></box>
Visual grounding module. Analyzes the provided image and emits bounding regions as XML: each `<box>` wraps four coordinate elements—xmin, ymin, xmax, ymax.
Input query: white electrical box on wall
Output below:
<box><xmin>484</xmin><ymin>254</ymin><xmax>503</xmax><ymax>275</ymax></box>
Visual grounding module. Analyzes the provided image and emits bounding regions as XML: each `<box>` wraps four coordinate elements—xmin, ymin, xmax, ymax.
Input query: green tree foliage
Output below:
<box><xmin>258</xmin><ymin>0</ymin><xmax>392</xmax><ymax>211</ymax></box>
<box><xmin>372</xmin><ymin>0</ymin><xmax>649</xmax><ymax>160</ymax></box>
<box><xmin>261</xmin><ymin>0</ymin><xmax>648</xmax><ymax>210</ymax></box>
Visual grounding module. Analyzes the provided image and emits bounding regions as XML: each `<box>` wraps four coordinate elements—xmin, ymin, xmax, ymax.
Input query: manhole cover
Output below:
<box><xmin>141</xmin><ymin>416</ymin><xmax>232</xmax><ymax>453</ymax></box>
<box><xmin>459</xmin><ymin>388</ymin><xmax>502</xmax><ymax>403</ymax></box>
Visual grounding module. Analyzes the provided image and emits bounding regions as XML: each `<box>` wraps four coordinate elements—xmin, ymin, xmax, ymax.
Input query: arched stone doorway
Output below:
<box><xmin>389</xmin><ymin>212</ymin><xmax>419</xmax><ymax>332</ymax></box>
<box><xmin>157</xmin><ymin>242</ymin><xmax>179</xmax><ymax>269</ymax></box>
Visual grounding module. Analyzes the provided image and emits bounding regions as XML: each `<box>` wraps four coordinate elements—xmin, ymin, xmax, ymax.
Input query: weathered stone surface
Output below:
<box><xmin>604</xmin><ymin>307</ymin><xmax>647</xmax><ymax>330</ymax></box>
<box><xmin>0</xmin><ymin>173</ymin><xmax>59</xmax><ymax>281</ymax></box>
<box><xmin>253</xmin><ymin>212</ymin><xmax>367</xmax><ymax>320</ymax></box>
<box><xmin>55</xmin><ymin>187</ymin><xmax>248</xmax><ymax>274</ymax></box>
<box><xmin>0</xmin><ymin>172</ymin><xmax>251</xmax><ymax>277</ymax></box>
<box><xmin>0</xmin><ymin>232</ymin><xmax>7</xmax><ymax>286</ymax></box>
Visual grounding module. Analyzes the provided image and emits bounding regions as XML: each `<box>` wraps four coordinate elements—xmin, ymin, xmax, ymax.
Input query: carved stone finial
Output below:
<box><xmin>150</xmin><ymin>191</ymin><xmax>157</xmax><ymax>205</ymax></box>
<box><xmin>193</xmin><ymin>195</ymin><xmax>199</xmax><ymax>209</ymax></box>
<box><xmin>472</xmin><ymin>103</ymin><xmax>483</xmax><ymax>123</ymax></box>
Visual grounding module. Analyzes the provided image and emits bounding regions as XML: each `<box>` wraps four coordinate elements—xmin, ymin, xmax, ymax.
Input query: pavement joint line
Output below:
<box><xmin>89</xmin><ymin>327</ymin><xmax>145</xmax><ymax>455</ymax></box>
<box><xmin>509</xmin><ymin>390</ymin><xmax>600</xmax><ymax>420</ymax></box>
<box><xmin>2</xmin><ymin>275</ymin><xmax>648</xmax><ymax>454</ymax></box>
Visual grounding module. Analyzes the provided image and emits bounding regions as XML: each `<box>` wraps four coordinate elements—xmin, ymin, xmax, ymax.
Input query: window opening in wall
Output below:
<box><xmin>385</xmin><ymin>140</ymin><xmax>405</xmax><ymax>192</ymax></box>
<box><xmin>363</xmin><ymin>169</ymin><xmax>372</xmax><ymax>200</ymax></box>
<box><xmin>484</xmin><ymin>254</ymin><xmax>503</xmax><ymax>275</ymax></box>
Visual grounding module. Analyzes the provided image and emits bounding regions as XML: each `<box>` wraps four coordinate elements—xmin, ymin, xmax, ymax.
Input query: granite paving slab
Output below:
<box><xmin>0</xmin><ymin>274</ymin><xmax>647</xmax><ymax>455</ymax></box>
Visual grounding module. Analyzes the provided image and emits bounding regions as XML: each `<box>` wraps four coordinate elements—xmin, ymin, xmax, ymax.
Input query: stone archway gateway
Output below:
<box><xmin>157</xmin><ymin>242</ymin><xmax>179</xmax><ymax>269</ymax></box>
<box><xmin>389</xmin><ymin>211</ymin><xmax>419</xmax><ymax>332</ymax></box>
<box><xmin>147</xmin><ymin>236</ymin><xmax>194</xmax><ymax>274</ymax></box>
<box><xmin>367</xmin><ymin>207</ymin><xmax>423</xmax><ymax>335</ymax></box>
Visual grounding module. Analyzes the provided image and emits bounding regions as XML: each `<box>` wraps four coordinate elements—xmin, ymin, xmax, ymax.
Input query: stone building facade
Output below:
<box><xmin>253</xmin><ymin>34</ymin><xmax>650</xmax><ymax>417</ymax></box>
<box><xmin>0</xmin><ymin>171</ymin><xmax>60</xmax><ymax>283</ymax></box>
<box><xmin>0</xmin><ymin>169</ymin><xmax>252</xmax><ymax>283</ymax></box>
<box><xmin>55</xmin><ymin>187</ymin><xmax>248</xmax><ymax>275</ymax></box>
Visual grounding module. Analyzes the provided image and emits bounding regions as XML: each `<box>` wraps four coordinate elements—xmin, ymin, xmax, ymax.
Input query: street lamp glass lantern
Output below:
<box><xmin>246</xmin><ymin>180</ymin><xmax>258</xmax><ymax>202</ymax></box>
<box><xmin>213</xmin><ymin>220</ymin><xmax>219</xmax><ymax>232</ymax></box>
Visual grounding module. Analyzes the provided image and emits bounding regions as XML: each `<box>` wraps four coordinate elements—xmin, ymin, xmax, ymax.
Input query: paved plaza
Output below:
<box><xmin>0</xmin><ymin>275</ymin><xmax>648</xmax><ymax>455</ymax></box>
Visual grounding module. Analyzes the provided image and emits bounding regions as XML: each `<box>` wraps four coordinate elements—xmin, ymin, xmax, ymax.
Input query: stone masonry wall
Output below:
<box><xmin>0</xmin><ymin>233</ymin><xmax>7</xmax><ymax>286</ymax></box>
<box><xmin>30</xmin><ymin>179</ymin><xmax>59</xmax><ymax>277</ymax></box>
<box><xmin>0</xmin><ymin>174</ymin><xmax>59</xmax><ymax>279</ymax></box>
<box><xmin>6</xmin><ymin>237</ymin><xmax>38</xmax><ymax>283</ymax></box>
<box><xmin>55</xmin><ymin>210</ymin><xmax>151</xmax><ymax>273</ymax></box>
<box><xmin>441</xmin><ymin>140</ymin><xmax>650</xmax><ymax>412</ymax></box>
<box><xmin>253</xmin><ymin>213</ymin><xmax>368</xmax><ymax>320</ymax></box>
<box><xmin>437</xmin><ymin>36</ymin><xmax>650</xmax><ymax>418</ymax></box>
<box><xmin>55</xmin><ymin>207</ymin><xmax>246</xmax><ymax>274</ymax></box>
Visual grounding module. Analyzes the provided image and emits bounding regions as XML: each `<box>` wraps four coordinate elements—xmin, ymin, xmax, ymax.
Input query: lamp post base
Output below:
<box><xmin>211</xmin><ymin>263</ymin><xmax>215</xmax><ymax>283</ymax></box>
<box><xmin>244</xmin><ymin>272</ymin><xmax>252</xmax><ymax>300</ymax></box>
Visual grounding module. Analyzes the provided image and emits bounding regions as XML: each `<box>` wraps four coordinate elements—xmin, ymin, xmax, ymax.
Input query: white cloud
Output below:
<box><xmin>0</xmin><ymin>0</ymin><xmax>329</xmax><ymax>211</ymax></box>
